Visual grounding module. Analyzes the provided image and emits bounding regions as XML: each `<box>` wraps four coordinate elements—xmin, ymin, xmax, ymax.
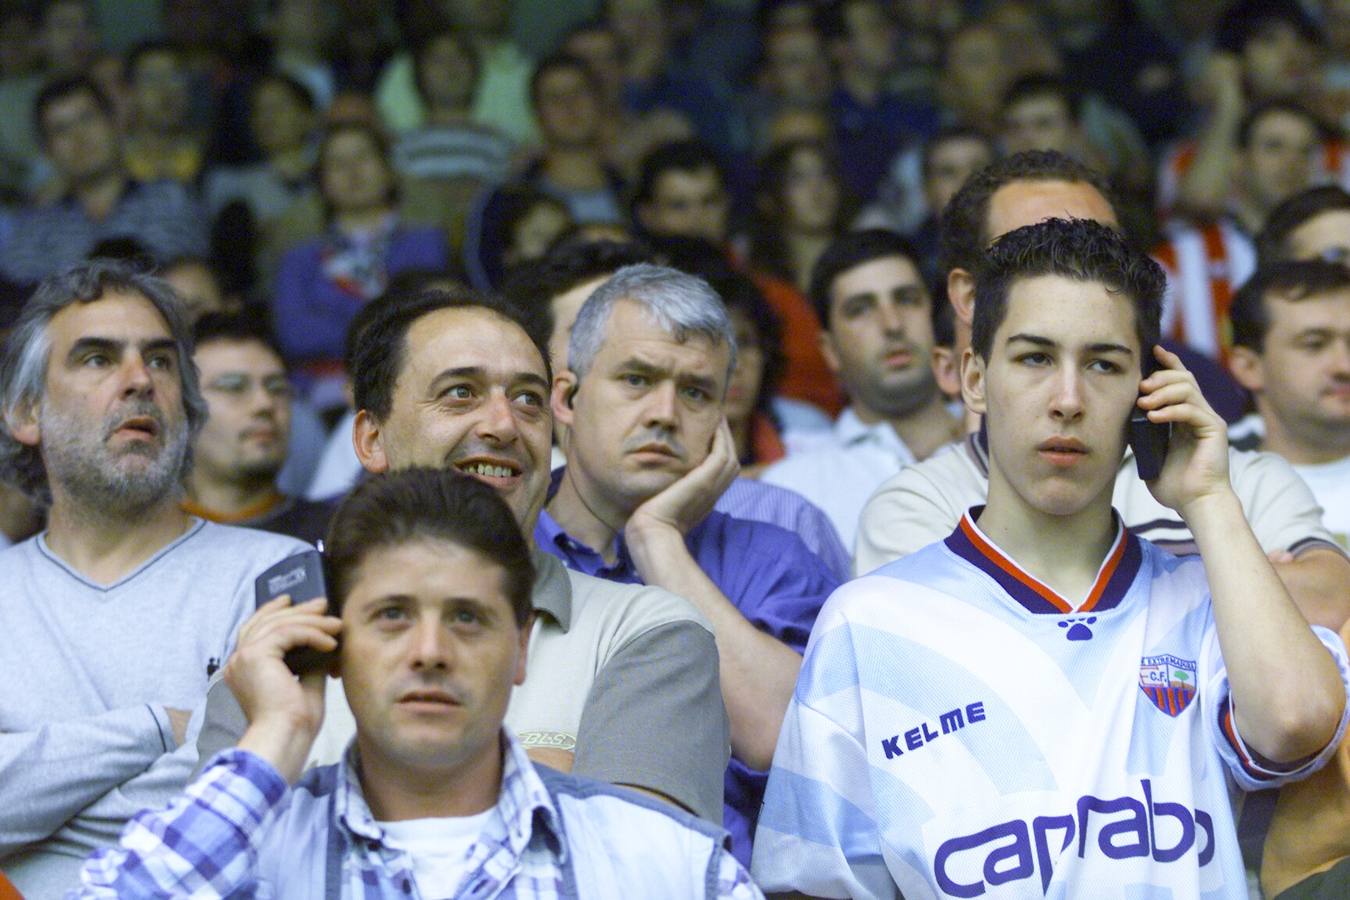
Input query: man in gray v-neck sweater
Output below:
<box><xmin>0</xmin><ymin>261</ymin><xmax>303</xmax><ymax>898</ymax></box>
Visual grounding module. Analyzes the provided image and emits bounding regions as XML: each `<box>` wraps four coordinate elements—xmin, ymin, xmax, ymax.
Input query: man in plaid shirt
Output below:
<box><xmin>73</xmin><ymin>468</ymin><xmax>761</xmax><ymax>899</ymax></box>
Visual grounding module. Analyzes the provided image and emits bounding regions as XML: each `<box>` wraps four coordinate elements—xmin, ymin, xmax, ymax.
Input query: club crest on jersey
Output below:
<box><xmin>1139</xmin><ymin>654</ymin><xmax>1198</xmax><ymax>717</ymax></box>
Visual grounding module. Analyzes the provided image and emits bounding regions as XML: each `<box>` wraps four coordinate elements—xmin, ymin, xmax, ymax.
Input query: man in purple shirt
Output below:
<box><xmin>539</xmin><ymin>262</ymin><xmax>837</xmax><ymax>864</ymax></box>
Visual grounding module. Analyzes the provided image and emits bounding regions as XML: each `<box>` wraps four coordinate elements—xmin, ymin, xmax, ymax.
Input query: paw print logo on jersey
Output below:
<box><xmin>1057</xmin><ymin>616</ymin><xmax>1097</xmax><ymax>641</ymax></box>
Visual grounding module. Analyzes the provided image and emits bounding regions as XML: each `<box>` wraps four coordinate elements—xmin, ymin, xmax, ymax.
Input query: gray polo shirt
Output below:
<box><xmin>196</xmin><ymin>552</ymin><xmax>729</xmax><ymax>823</ymax></box>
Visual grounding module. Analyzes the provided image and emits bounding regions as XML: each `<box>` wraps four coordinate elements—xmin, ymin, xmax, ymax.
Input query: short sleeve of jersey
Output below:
<box><xmin>751</xmin><ymin>587</ymin><xmax>900</xmax><ymax>899</ymax></box>
<box><xmin>1205</xmin><ymin>622</ymin><xmax>1350</xmax><ymax>792</ymax></box>
<box><xmin>1230</xmin><ymin>450</ymin><xmax>1344</xmax><ymax>557</ymax></box>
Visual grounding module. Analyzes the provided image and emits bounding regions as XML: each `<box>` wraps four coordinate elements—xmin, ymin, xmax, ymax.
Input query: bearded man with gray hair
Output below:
<box><xmin>0</xmin><ymin>260</ymin><xmax>305</xmax><ymax>898</ymax></box>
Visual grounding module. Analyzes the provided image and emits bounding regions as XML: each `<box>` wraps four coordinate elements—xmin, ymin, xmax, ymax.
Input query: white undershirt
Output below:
<box><xmin>377</xmin><ymin>808</ymin><xmax>495</xmax><ymax>899</ymax></box>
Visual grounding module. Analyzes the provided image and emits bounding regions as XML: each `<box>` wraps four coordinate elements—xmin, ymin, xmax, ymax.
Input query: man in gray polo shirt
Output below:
<box><xmin>0</xmin><ymin>261</ymin><xmax>305</xmax><ymax>898</ymax></box>
<box><xmin>195</xmin><ymin>285</ymin><xmax>728</xmax><ymax>821</ymax></box>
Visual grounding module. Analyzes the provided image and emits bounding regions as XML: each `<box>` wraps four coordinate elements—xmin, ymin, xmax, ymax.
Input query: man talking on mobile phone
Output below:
<box><xmin>753</xmin><ymin>218</ymin><xmax>1350</xmax><ymax>898</ymax></box>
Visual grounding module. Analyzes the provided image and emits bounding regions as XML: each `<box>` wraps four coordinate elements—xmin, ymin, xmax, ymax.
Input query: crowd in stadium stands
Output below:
<box><xmin>1</xmin><ymin>1</ymin><xmax>1350</xmax><ymax>898</ymax></box>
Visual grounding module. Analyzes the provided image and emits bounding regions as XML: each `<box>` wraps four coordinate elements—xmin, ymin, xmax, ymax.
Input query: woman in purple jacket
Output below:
<box><xmin>273</xmin><ymin>120</ymin><xmax>447</xmax><ymax>405</ymax></box>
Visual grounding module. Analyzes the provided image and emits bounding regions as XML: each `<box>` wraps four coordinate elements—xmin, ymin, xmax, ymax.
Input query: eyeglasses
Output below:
<box><xmin>206</xmin><ymin>373</ymin><xmax>292</xmax><ymax>399</ymax></box>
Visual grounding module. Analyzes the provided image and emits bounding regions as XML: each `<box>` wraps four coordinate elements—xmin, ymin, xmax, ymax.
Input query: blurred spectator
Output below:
<box><xmin>0</xmin><ymin>77</ymin><xmax>207</xmax><ymax>287</ymax></box>
<box><xmin>265</xmin><ymin>0</ymin><xmax>337</xmax><ymax>111</ymax></box>
<box><xmin>393</xmin><ymin>25</ymin><xmax>514</xmax><ymax>240</ymax></box>
<box><xmin>1154</xmin><ymin>101</ymin><xmax>1325</xmax><ymax>361</ymax></box>
<box><xmin>122</xmin><ymin>41</ymin><xmax>204</xmax><ymax>186</ymax></box>
<box><xmin>859</xmin><ymin>127</ymin><xmax>996</xmax><ymax>282</ymax></box>
<box><xmin>820</xmin><ymin>0</ymin><xmax>938</xmax><ymax>202</ymax></box>
<box><xmin>464</xmin><ymin>184</ymin><xmax>572</xmax><ymax>291</ymax></box>
<box><xmin>762</xmin><ymin>230</ymin><xmax>959</xmax><ymax>548</ymax></box>
<box><xmin>936</xmin><ymin>20</ymin><xmax>1007</xmax><ymax>135</ymax></box>
<box><xmin>562</xmin><ymin>20</ymin><xmax>694</xmax><ymax>183</ymax></box>
<box><xmin>744</xmin><ymin>19</ymin><xmax>833</xmax><ymax>152</ymax></box>
<box><xmin>376</xmin><ymin>0</ymin><xmax>536</xmax><ymax>144</ymax></box>
<box><xmin>1164</xmin><ymin>0</ymin><xmax>1332</xmax><ymax>218</ymax></box>
<box><xmin>1228</xmin><ymin>261</ymin><xmax>1350</xmax><ymax>549</ymax></box>
<box><xmin>184</xmin><ymin>313</ymin><xmax>333</xmax><ymax>544</ymax></box>
<box><xmin>0</xmin><ymin>0</ymin><xmax>101</xmax><ymax>200</ymax></box>
<box><xmin>1257</xmin><ymin>185</ymin><xmax>1350</xmax><ymax>266</ymax></box>
<box><xmin>1046</xmin><ymin>0</ymin><xmax>1189</xmax><ymax>148</ymax></box>
<box><xmin>159</xmin><ymin>255</ymin><xmax>242</xmax><ymax>322</ymax></box>
<box><xmin>710</xmin><ymin>267</ymin><xmax>789</xmax><ymax>474</ymax></box>
<box><xmin>203</xmin><ymin>72</ymin><xmax>318</xmax><ymax>227</ymax></box>
<box><xmin>633</xmin><ymin>140</ymin><xmax>845</xmax><ymax>416</ymax></box>
<box><xmin>272</xmin><ymin>120</ymin><xmax>447</xmax><ymax>401</ymax></box>
<box><xmin>602</xmin><ymin>0</ymin><xmax>741</xmax><ymax>157</ymax></box>
<box><xmin>747</xmin><ymin>139</ymin><xmax>851</xmax><ymax>295</ymax></box>
<box><xmin>886</xmin><ymin>0</ymin><xmax>964</xmax><ymax>106</ymax></box>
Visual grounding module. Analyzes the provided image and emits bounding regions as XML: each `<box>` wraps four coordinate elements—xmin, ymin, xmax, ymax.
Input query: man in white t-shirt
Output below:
<box><xmin>761</xmin><ymin>229</ymin><xmax>960</xmax><ymax>548</ymax></box>
<box><xmin>1228</xmin><ymin>260</ymin><xmax>1350</xmax><ymax>549</ymax></box>
<box><xmin>76</xmin><ymin>468</ymin><xmax>759</xmax><ymax>898</ymax></box>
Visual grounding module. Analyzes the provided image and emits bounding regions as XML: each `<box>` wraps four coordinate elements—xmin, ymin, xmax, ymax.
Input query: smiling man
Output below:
<box><xmin>0</xmin><ymin>261</ymin><xmax>304</xmax><ymax>897</ymax></box>
<box><xmin>753</xmin><ymin>218</ymin><xmax>1350</xmax><ymax>898</ymax></box>
<box><xmin>75</xmin><ymin>469</ymin><xmax>761</xmax><ymax>898</ymax></box>
<box><xmin>543</xmin><ymin>263</ymin><xmax>837</xmax><ymax>864</ymax></box>
<box><xmin>194</xmin><ymin>285</ymin><xmax>730</xmax><ymax>827</ymax></box>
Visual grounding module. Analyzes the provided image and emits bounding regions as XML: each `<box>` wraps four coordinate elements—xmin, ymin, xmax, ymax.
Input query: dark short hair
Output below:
<box><xmin>633</xmin><ymin>139</ymin><xmax>727</xmax><ymax>209</ymax></box>
<box><xmin>1230</xmin><ymin>260</ymin><xmax>1350</xmax><ymax>351</ymax></box>
<box><xmin>324</xmin><ymin>467</ymin><xmax>535</xmax><ymax>626</ymax></box>
<box><xmin>33</xmin><ymin>75</ymin><xmax>114</xmax><ymax>144</ymax></box>
<box><xmin>939</xmin><ymin>150</ymin><xmax>1116</xmax><ymax>281</ymax></box>
<box><xmin>411</xmin><ymin>26</ymin><xmax>481</xmax><ymax>105</ymax></box>
<box><xmin>1237</xmin><ymin>99</ymin><xmax>1325</xmax><ymax>149</ymax></box>
<box><xmin>1215</xmin><ymin>0</ymin><xmax>1321</xmax><ymax>54</ymax></box>
<box><xmin>1002</xmin><ymin>74</ymin><xmax>1081</xmax><ymax>123</ymax></box>
<box><xmin>504</xmin><ymin>239</ymin><xmax>655</xmax><ymax>338</ymax></box>
<box><xmin>249</xmin><ymin>69</ymin><xmax>317</xmax><ymax>113</ymax></box>
<box><xmin>920</xmin><ymin>126</ymin><xmax>996</xmax><ymax>182</ymax></box>
<box><xmin>971</xmin><ymin>218</ymin><xmax>1164</xmax><ymax>364</ymax></box>
<box><xmin>350</xmin><ymin>287</ymin><xmax>550</xmax><ymax>422</ymax></box>
<box><xmin>192</xmin><ymin>312</ymin><xmax>285</xmax><ymax>364</ymax></box>
<box><xmin>528</xmin><ymin>52</ymin><xmax>600</xmax><ymax>109</ymax></box>
<box><xmin>1256</xmin><ymin>186</ymin><xmax>1350</xmax><ymax>265</ymax></box>
<box><xmin>0</xmin><ymin>260</ymin><xmax>207</xmax><ymax>502</ymax></box>
<box><xmin>809</xmin><ymin>229</ymin><xmax>924</xmax><ymax>329</ymax></box>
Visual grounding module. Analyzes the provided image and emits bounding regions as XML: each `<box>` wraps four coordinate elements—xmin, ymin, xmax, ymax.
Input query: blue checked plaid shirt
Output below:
<box><xmin>73</xmin><ymin>732</ymin><xmax>762</xmax><ymax>899</ymax></box>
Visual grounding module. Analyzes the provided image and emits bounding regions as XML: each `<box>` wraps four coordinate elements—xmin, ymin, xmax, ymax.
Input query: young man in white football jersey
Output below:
<box><xmin>752</xmin><ymin>218</ymin><xmax>1350</xmax><ymax>898</ymax></box>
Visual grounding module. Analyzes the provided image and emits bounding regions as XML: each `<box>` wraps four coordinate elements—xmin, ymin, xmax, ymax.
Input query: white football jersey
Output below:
<box><xmin>753</xmin><ymin>509</ymin><xmax>1350</xmax><ymax>899</ymax></box>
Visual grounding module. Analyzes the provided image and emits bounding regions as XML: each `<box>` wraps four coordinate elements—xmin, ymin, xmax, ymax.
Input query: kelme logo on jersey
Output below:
<box><xmin>1139</xmin><ymin>654</ymin><xmax>1198</xmax><ymax>717</ymax></box>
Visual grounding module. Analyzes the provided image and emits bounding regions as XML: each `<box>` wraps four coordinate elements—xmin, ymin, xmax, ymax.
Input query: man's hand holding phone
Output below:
<box><xmin>1135</xmin><ymin>344</ymin><xmax>1233</xmax><ymax>519</ymax></box>
<box><xmin>226</xmin><ymin>595</ymin><xmax>341</xmax><ymax>784</ymax></box>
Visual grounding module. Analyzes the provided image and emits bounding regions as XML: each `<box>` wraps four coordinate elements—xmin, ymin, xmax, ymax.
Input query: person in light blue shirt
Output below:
<box><xmin>761</xmin><ymin>229</ymin><xmax>961</xmax><ymax>550</ymax></box>
<box><xmin>76</xmin><ymin>468</ymin><xmax>760</xmax><ymax>899</ymax></box>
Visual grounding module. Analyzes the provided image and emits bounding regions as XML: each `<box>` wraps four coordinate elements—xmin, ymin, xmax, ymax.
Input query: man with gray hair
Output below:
<box><xmin>0</xmin><ymin>260</ymin><xmax>305</xmax><ymax>897</ymax></box>
<box><xmin>542</xmin><ymin>263</ymin><xmax>837</xmax><ymax>865</ymax></box>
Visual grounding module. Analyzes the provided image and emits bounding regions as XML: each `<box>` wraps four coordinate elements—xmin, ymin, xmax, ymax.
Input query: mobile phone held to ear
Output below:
<box><xmin>1129</xmin><ymin>356</ymin><xmax>1170</xmax><ymax>481</ymax></box>
<box><xmin>253</xmin><ymin>550</ymin><xmax>337</xmax><ymax>675</ymax></box>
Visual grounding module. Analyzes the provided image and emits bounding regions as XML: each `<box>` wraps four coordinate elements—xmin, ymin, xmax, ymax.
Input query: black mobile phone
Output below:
<box><xmin>1129</xmin><ymin>356</ymin><xmax>1170</xmax><ymax>481</ymax></box>
<box><xmin>253</xmin><ymin>550</ymin><xmax>337</xmax><ymax>675</ymax></box>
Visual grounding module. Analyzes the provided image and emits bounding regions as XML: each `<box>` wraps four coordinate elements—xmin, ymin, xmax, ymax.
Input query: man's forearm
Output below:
<box><xmin>629</xmin><ymin>529</ymin><xmax>801</xmax><ymax>770</ymax></box>
<box><xmin>0</xmin><ymin>705</ymin><xmax>170</xmax><ymax>858</ymax></box>
<box><xmin>73</xmin><ymin>750</ymin><xmax>286</xmax><ymax>897</ymax></box>
<box><xmin>1188</xmin><ymin>491</ymin><xmax>1347</xmax><ymax>763</ymax></box>
<box><xmin>1273</xmin><ymin>548</ymin><xmax>1350</xmax><ymax>631</ymax></box>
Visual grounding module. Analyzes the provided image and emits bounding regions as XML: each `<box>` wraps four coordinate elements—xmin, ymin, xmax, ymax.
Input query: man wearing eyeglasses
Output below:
<box><xmin>184</xmin><ymin>313</ymin><xmax>333</xmax><ymax>544</ymax></box>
